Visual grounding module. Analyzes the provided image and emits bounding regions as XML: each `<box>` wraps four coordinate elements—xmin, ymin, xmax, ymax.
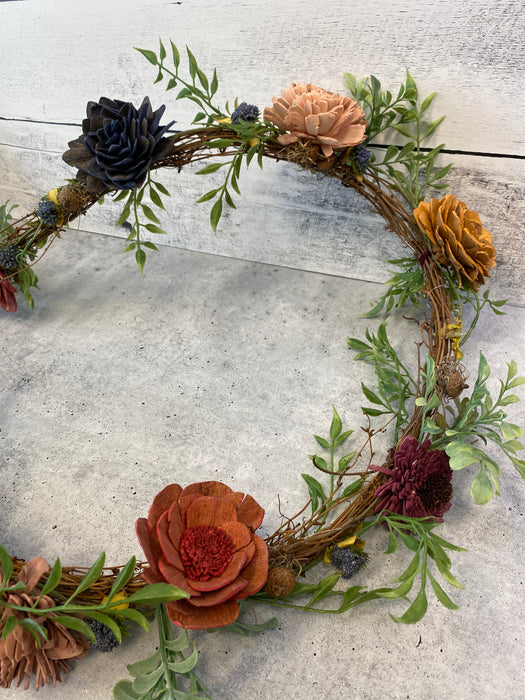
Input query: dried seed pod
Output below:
<box><xmin>265</xmin><ymin>567</ymin><xmax>296</xmax><ymax>598</ymax></box>
<box><xmin>57</xmin><ymin>188</ymin><xmax>81</xmax><ymax>216</ymax></box>
<box><xmin>446</xmin><ymin>372</ymin><xmax>468</xmax><ymax>398</ymax></box>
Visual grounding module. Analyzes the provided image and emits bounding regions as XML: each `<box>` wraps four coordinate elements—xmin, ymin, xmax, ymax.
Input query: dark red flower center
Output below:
<box><xmin>418</xmin><ymin>473</ymin><xmax>453</xmax><ymax>512</ymax></box>
<box><xmin>179</xmin><ymin>525</ymin><xmax>235</xmax><ymax>581</ymax></box>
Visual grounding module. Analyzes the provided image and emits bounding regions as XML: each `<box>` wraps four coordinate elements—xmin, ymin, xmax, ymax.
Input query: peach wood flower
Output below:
<box><xmin>0</xmin><ymin>558</ymin><xmax>88</xmax><ymax>690</ymax></box>
<box><xmin>136</xmin><ymin>481</ymin><xmax>268</xmax><ymax>629</ymax></box>
<box><xmin>264</xmin><ymin>83</ymin><xmax>367</xmax><ymax>157</ymax></box>
<box><xmin>413</xmin><ymin>194</ymin><xmax>496</xmax><ymax>291</ymax></box>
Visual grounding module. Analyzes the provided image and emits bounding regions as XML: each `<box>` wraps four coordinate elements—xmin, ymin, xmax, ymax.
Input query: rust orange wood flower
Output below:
<box><xmin>136</xmin><ymin>481</ymin><xmax>268</xmax><ymax>629</ymax></box>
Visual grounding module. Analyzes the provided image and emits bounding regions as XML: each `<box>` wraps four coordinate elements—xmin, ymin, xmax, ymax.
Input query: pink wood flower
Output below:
<box><xmin>136</xmin><ymin>481</ymin><xmax>268</xmax><ymax>629</ymax></box>
<box><xmin>264</xmin><ymin>83</ymin><xmax>367</xmax><ymax>157</ymax></box>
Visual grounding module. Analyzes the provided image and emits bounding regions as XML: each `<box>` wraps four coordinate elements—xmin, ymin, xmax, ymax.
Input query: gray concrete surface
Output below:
<box><xmin>1</xmin><ymin>230</ymin><xmax>524</xmax><ymax>699</ymax></box>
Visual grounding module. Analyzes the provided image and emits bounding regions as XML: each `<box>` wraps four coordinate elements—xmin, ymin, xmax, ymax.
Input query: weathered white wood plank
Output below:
<box><xmin>0</xmin><ymin>0</ymin><xmax>523</xmax><ymax>154</ymax></box>
<box><xmin>1</xmin><ymin>121</ymin><xmax>523</xmax><ymax>304</ymax></box>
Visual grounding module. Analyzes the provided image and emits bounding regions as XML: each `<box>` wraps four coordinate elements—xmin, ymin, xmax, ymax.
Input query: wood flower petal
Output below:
<box><xmin>187</xmin><ymin>574</ymin><xmax>247</xmax><ymax>606</ymax></box>
<box><xmin>236</xmin><ymin>534</ymin><xmax>269</xmax><ymax>599</ymax></box>
<box><xmin>185</xmin><ymin>495</ymin><xmax>238</xmax><ymax>528</ymax></box>
<box><xmin>158</xmin><ymin>559</ymin><xmax>199</xmax><ymax>597</ymax></box>
<box><xmin>16</xmin><ymin>557</ymin><xmax>50</xmax><ymax>594</ymax></box>
<box><xmin>236</xmin><ymin>494</ymin><xmax>265</xmax><ymax>529</ymax></box>
<box><xmin>166</xmin><ymin>598</ymin><xmax>240</xmax><ymax>629</ymax></box>
<box><xmin>148</xmin><ymin>483</ymin><xmax>183</xmax><ymax>528</ymax></box>
<box><xmin>136</xmin><ymin>517</ymin><xmax>163</xmax><ymax>577</ymax></box>
<box><xmin>156</xmin><ymin>511</ymin><xmax>184</xmax><ymax>570</ymax></box>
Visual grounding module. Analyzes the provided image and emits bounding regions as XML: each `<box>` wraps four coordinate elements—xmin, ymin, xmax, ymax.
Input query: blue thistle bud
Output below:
<box><xmin>352</xmin><ymin>145</ymin><xmax>371</xmax><ymax>171</ymax></box>
<box><xmin>330</xmin><ymin>545</ymin><xmax>369</xmax><ymax>579</ymax></box>
<box><xmin>36</xmin><ymin>198</ymin><xmax>59</xmax><ymax>226</ymax></box>
<box><xmin>0</xmin><ymin>245</ymin><xmax>20</xmax><ymax>272</ymax></box>
<box><xmin>231</xmin><ymin>102</ymin><xmax>259</xmax><ymax>124</ymax></box>
<box><xmin>85</xmin><ymin>618</ymin><xmax>119</xmax><ymax>653</ymax></box>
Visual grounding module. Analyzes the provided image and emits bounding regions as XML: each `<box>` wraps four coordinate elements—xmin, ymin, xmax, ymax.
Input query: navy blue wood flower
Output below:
<box><xmin>63</xmin><ymin>97</ymin><xmax>175</xmax><ymax>194</ymax></box>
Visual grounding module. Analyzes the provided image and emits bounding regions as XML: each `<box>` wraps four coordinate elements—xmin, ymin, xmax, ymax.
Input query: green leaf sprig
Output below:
<box><xmin>348</xmin><ymin>321</ymin><xmax>419</xmax><ymax>441</ymax></box>
<box><xmin>427</xmin><ymin>356</ymin><xmax>525</xmax><ymax>503</ymax></box>
<box><xmin>344</xmin><ymin>70</ymin><xmax>452</xmax><ymax>208</ymax></box>
<box><xmin>0</xmin><ymin>548</ymin><xmax>188</xmax><ymax>648</ymax></box>
<box><xmin>113</xmin><ymin>603</ymin><xmax>210</xmax><ymax>700</ymax></box>
<box><xmin>113</xmin><ymin>172</ymin><xmax>171</xmax><ymax>273</ymax></box>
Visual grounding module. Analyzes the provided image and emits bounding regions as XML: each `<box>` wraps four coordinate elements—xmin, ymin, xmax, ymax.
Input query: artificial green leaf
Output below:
<box><xmin>127</xmin><ymin>650</ymin><xmax>161</xmax><ymax>677</ymax></box>
<box><xmin>68</xmin><ymin>552</ymin><xmax>105</xmax><ymax>601</ymax></box>
<box><xmin>511</xmin><ymin>458</ymin><xmax>525</xmax><ymax>479</ymax></box>
<box><xmin>338</xmin><ymin>452</ymin><xmax>357</xmax><ymax>472</ymax></box>
<box><xmin>115</xmin><ymin>607</ymin><xmax>151</xmax><ymax>632</ymax></box>
<box><xmin>104</xmin><ymin>556</ymin><xmax>136</xmax><ymax>605</ymax></box>
<box><xmin>0</xmin><ymin>544</ymin><xmax>14</xmax><ymax>584</ymax></box>
<box><xmin>132</xmin><ymin>665</ymin><xmax>164</xmax><ymax>694</ymax></box>
<box><xmin>186</xmin><ymin>46</ymin><xmax>198</xmax><ymax>79</ymax></box>
<box><xmin>376</xmin><ymin>572</ymin><xmax>418</xmax><ymax>599</ymax></box>
<box><xmin>361</xmin><ymin>383</ymin><xmax>384</xmax><ymax>405</ymax></box>
<box><xmin>154</xmin><ymin>181</ymin><xmax>171</xmax><ymax>196</ymax></box>
<box><xmin>1</xmin><ymin>615</ymin><xmax>17</xmax><ymax>640</ymax></box>
<box><xmin>210</xmin><ymin>198</ymin><xmax>222</xmax><ymax>233</ymax></box>
<box><xmin>210</xmin><ymin>68</ymin><xmax>218</xmax><ymax>96</ymax></box>
<box><xmin>135</xmin><ymin>48</ymin><xmax>158</xmax><ymax>66</ymax></box>
<box><xmin>113</xmin><ymin>680</ymin><xmax>142</xmax><ymax>700</ymax></box>
<box><xmin>149</xmin><ymin>188</ymin><xmax>165</xmax><ymax>210</ymax></box>
<box><xmin>136</xmin><ymin>249</ymin><xmax>146</xmax><ymax>274</ymax></box>
<box><xmin>314</xmin><ymin>434</ymin><xmax>330</xmax><ymax>449</ymax></box>
<box><xmin>384</xmin><ymin>531</ymin><xmax>398</xmax><ymax>554</ymax></box>
<box><xmin>39</xmin><ymin>557</ymin><xmax>62</xmax><ymax>597</ymax></box>
<box><xmin>163</xmin><ymin>630</ymin><xmax>191</xmax><ymax>653</ymax></box>
<box><xmin>341</xmin><ymin>477</ymin><xmax>362</xmax><ymax>498</ymax></box>
<box><xmin>167</xmin><ymin>644</ymin><xmax>199</xmax><ymax>674</ymax></box>
<box><xmin>424</xmin><ymin>115</ymin><xmax>445</xmax><ymax>139</ymax></box>
<box><xmin>53</xmin><ymin>615</ymin><xmax>96</xmax><ymax>642</ymax></box>
<box><xmin>141</xmin><ymin>205</ymin><xmax>160</xmax><ymax>224</ymax></box>
<box><xmin>420</xmin><ymin>92</ymin><xmax>437</xmax><ymax>113</ymax></box>
<box><xmin>392</xmin><ymin>553</ymin><xmax>421</xmax><ymax>583</ymax></box>
<box><xmin>302</xmin><ymin>473</ymin><xmax>326</xmax><ymax>512</ymax></box>
<box><xmin>196</xmin><ymin>189</ymin><xmax>219</xmax><ymax>203</ymax></box>
<box><xmin>446</xmin><ymin>441</ymin><xmax>481</xmax><ymax>470</ymax></box>
<box><xmin>144</xmin><ymin>225</ymin><xmax>166</xmax><ymax>235</ymax></box>
<box><xmin>330</xmin><ymin>406</ymin><xmax>342</xmax><ymax>441</ymax></box>
<box><xmin>204</xmin><ymin>139</ymin><xmax>234</xmax><ymax>149</ymax></box>
<box><xmin>433</xmin><ymin>556</ymin><xmax>464</xmax><ymax>589</ymax></box>
<box><xmin>196</xmin><ymin>162</ymin><xmax>225</xmax><ymax>175</ymax></box>
<box><xmin>170</xmin><ymin>41</ymin><xmax>180</xmax><ymax>69</ymax></box>
<box><xmin>470</xmin><ymin>467</ymin><xmax>494</xmax><ymax>504</ymax></box>
<box><xmin>124</xmin><ymin>583</ymin><xmax>190</xmax><ymax>606</ymax></box>
<box><xmin>86</xmin><ymin>612</ymin><xmax>123</xmax><ymax>643</ymax></box>
<box><xmin>305</xmin><ymin>573</ymin><xmax>340</xmax><ymax>607</ymax></box>
<box><xmin>391</xmin><ymin>585</ymin><xmax>428</xmax><ymax>624</ymax></box>
<box><xmin>428</xmin><ymin>571</ymin><xmax>459</xmax><ymax>610</ymax></box>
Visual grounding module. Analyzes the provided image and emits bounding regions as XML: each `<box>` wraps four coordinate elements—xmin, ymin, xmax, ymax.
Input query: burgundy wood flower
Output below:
<box><xmin>0</xmin><ymin>272</ymin><xmax>17</xmax><ymax>312</ymax></box>
<box><xmin>372</xmin><ymin>436</ymin><xmax>453</xmax><ymax>522</ymax></box>
<box><xmin>136</xmin><ymin>481</ymin><xmax>268</xmax><ymax>629</ymax></box>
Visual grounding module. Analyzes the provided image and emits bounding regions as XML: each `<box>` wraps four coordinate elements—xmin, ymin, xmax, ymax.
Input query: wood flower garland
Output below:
<box><xmin>0</xmin><ymin>41</ymin><xmax>524</xmax><ymax>696</ymax></box>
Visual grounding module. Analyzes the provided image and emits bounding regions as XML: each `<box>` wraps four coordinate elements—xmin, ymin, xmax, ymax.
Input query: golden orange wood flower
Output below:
<box><xmin>414</xmin><ymin>194</ymin><xmax>496</xmax><ymax>291</ymax></box>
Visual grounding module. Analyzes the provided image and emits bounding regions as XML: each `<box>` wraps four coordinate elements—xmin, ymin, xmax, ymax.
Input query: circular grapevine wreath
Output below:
<box><xmin>0</xmin><ymin>42</ymin><xmax>524</xmax><ymax>696</ymax></box>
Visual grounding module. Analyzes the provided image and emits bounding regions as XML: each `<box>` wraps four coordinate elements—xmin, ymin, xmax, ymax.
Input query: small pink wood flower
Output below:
<box><xmin>264</xmin><ymin>83</ymin><xmax>367</xmax><ymax>157</ymax></box>
<box><xmin>136</xmin><ymin>481</ymin><xmax>268</xmax><ymax>629</ymax></box>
